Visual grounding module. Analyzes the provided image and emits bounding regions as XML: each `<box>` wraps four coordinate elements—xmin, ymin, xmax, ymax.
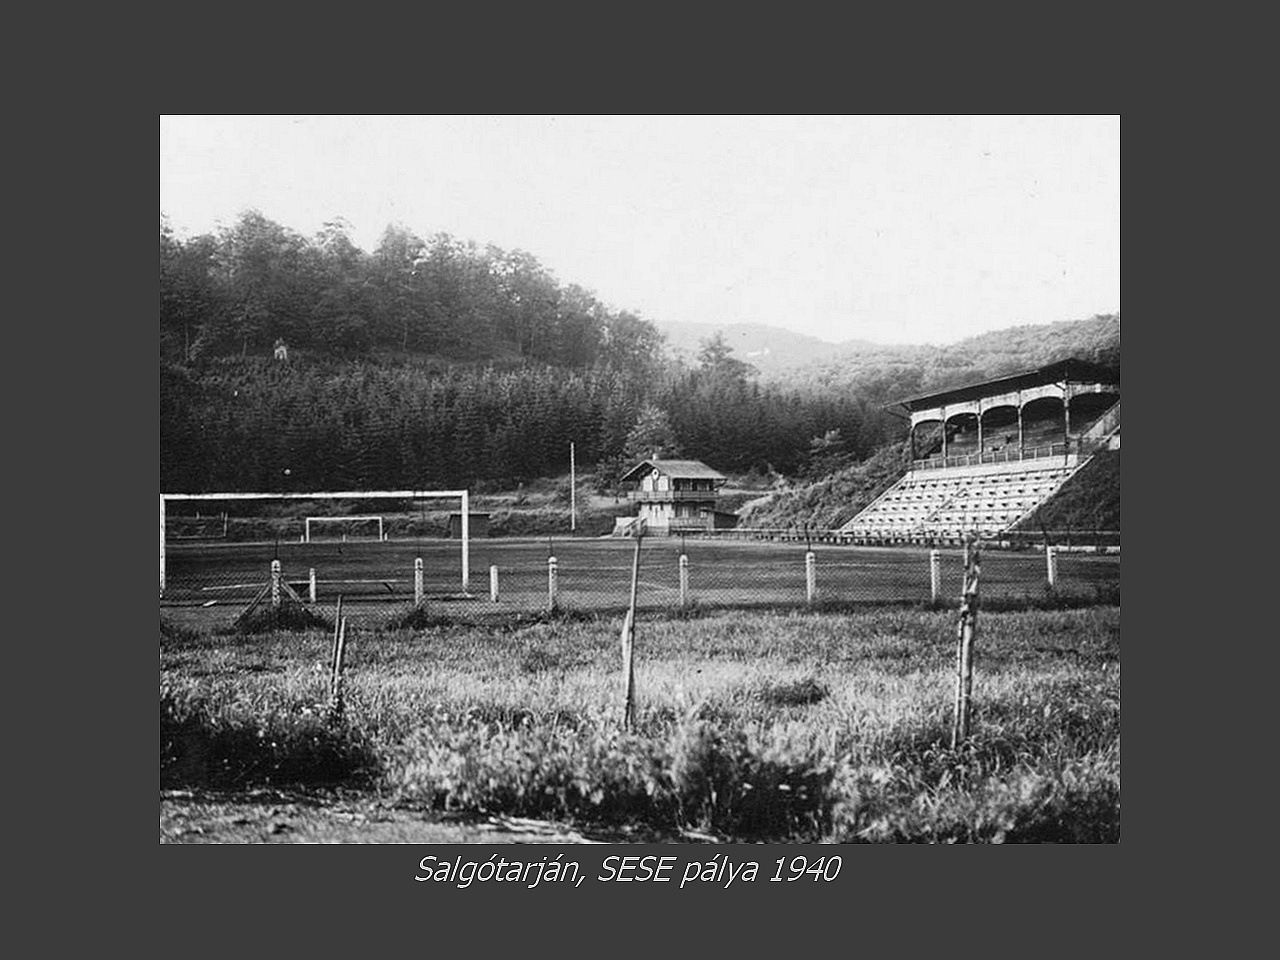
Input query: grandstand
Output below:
<box><xmin>840</xmin><ymin>359</ymin><xmax>1120</xmax><ymax>544</ymax></box>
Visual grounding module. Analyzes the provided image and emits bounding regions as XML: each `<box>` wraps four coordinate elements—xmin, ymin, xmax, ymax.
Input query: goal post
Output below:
<box><xmin>160</xmin><ymin>489</ymin><xmax>470</xmax><ymax>596</ymax></box>
<box><xmin>304</xmin><ymin>515</ymin><xmax>384</xmax><ymax>543</ymax></box>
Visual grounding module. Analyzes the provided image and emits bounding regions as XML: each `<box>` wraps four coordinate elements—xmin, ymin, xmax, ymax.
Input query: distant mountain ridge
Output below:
<box><xmin>654</xmin><ymin>320</ymin><xmax>879</xmax><ymax>377</ymax></box>
<box><xmin>656</xmin><ymin>314</ymin><xmax>1120</xmax><ymax>398</ymax></box>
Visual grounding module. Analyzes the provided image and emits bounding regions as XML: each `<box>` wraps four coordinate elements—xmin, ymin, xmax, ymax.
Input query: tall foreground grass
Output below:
<box><xmin>160</xmin><ymin>606</ymin><xmax>1120</xmax><ymax>842</ymax></box>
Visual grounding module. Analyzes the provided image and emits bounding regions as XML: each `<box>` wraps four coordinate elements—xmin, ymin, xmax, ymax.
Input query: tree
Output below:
<box><xmin>371</xmin><ymin>224</ymin><xmax>427</xmax><ymax>351</ymax></box>
<box><xmin>310</xmin><ymin>218</ymin><xmax>374</xmax><ymax>354</ymax></box>
<box><xmin>697</xmin><ymin>331</ymin><xmax>757</xmax><ymax>383</ymax></box>
<box><xmin>623</xmin><ymin>403</ymin><xmax>683</xmax><ymax>463</ymax></box>
<box><xmin>600</xmin><ymin>311</ymin><xmax>666</xmax><ymax>376</ymax></box>
<box><xmin>213</xmin><ymin>211</ymin><xmax>313</xmax><ymax>354</ymax></box>
<box><xmin>802</xmin><ymin>428</ymin><xmax>849</xmax><ymax>479</ymax></box>
<box><xmin>160</xmin><ymin>218</ymin><xmax>224</xmax><ymax>362</ymax></box>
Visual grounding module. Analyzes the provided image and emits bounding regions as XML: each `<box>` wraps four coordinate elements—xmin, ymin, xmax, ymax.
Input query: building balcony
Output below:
<box><xmin>628</xmin><ymin>489</ymin><xmax>720</xmax><ymax>503</ymax></box>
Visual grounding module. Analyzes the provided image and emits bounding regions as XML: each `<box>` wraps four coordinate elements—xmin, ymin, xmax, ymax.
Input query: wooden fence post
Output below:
<box><xmin>547</xmin><ymin>555</ymin><xmax>558</xmax><ymax>611</ymax></box>
<box><xmin>679</xmin><ymin>553</ymin><xmax>689</xmax><ymax>609</ymax></box>
<box><xmin>490</xmin><ymin>565</ymin><xmax>499</xmax><ymax>603</ymax></box>
<box><xmin>951</xmin><ymin>538</ymin><xmax>981</xmax><ymax>748</ymax></box>
<box><xmin>621</xmin><ymin>534</ymin><xmax>642</xmax><ymax>730</ymax></box>
<box><xmin>271</xmin><ymin>560</ymin><xmax>281</xmax><ymax>608</ymax></box>
<box><xmin>930</xmin><ymin>550</ymin><xmax>941</xmax><ymax>604</ymax></box>
<box><xmin>1046</xmin><ymin>545</ymin><xmax>1058</xmax><ymax>589</ymax></box>
<box><xmin>329</xmin><ymin>616</ymin><xmax>347</xmax><ymax>717</ymax></box>
<box><xmin>414</xmin><ymin>557</ymin><xmax>424</xmax><ymax>606</ymax></box>
<box><xmin>330</xmin><ymin>597</ymin><xmax>343</xmax><ymax>674</ymax></box>
<box><xmin>309</xmin><ymin>567</ymin><xmax>317</xmax><ymax>604</ymax></box>
<box><xmin>805</xmin><ymin>551</ymin><xmax>817</xmax><ymax>604</ymax></box>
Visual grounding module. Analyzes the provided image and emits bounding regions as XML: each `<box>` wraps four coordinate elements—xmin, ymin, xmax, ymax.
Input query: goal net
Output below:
<box><xmin>305</xmin><ymin>515</ymin><xmax>384</xmax><ymax>543</ymax></box>
<box><xmin>161</xmin><ymin>489</ymin><xmax>472</xmax><ymax>598</ymax></box>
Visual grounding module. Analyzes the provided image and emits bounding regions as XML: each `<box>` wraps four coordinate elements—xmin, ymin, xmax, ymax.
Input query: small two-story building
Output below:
<box><xmin>616</xmin><ymin>457</ymin><xmax>738</xmax><ymax>535</ymax></box>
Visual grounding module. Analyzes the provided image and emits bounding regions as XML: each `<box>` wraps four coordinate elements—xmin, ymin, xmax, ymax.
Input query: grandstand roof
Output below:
<box><xmin>892</xmin><ymin>358</ymin><xmax>1119</xmax><ymax>412</ymax></box>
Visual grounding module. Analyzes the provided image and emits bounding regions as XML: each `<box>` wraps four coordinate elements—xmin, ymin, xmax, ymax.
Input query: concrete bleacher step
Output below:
<box><xmin>839</xmin><ymin>459</ymin><xmax>1083</xmax><ymax>541</ymax></box>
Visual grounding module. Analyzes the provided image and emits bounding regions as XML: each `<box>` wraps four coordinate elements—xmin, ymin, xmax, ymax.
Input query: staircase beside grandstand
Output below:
<box><xmin>1080</xmin><ymin>400</ymin><xmax>1120</xmax><ymax>450</ymax></box>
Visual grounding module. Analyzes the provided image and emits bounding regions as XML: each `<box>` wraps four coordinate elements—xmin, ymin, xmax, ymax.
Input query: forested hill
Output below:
<box><xmin>160</xmin><ymin>212</ymin><xmax>1118</xmax><ymax>494</ymax></box>
<box><xmin>658</xmin><ymin>314</ymin><xmax>1119</xmax><ymax>400</ymax></box>
<box><xmin>160</xmin><ymin>211</ymin><xmax>664</xmax><ymax>370</ymax></box>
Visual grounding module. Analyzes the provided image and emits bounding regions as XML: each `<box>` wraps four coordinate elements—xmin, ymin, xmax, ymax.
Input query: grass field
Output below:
<box><xmin>160</xmin><ymin>595</ymin><xmax>1121</xmax><ymax>843</ymax></box>
<box><xmin>162</xmin><ymin>537</ymin><xmax>1120</xmax><ymax>633</ymax></box>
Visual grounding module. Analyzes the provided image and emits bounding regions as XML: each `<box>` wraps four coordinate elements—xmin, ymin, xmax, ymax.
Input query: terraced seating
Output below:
<box><xmin>839</xmin><ymin>462</ymin><xmax>1079</xmax><ymax>542</ymax></box>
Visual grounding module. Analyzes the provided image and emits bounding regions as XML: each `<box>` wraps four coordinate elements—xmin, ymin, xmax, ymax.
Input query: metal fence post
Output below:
<box><xmin>548</xmin><ymin>555</ymin><xmax>558</xmax><ymax>611</ymax></box>
<box><xmin>805</xmin><ymin>551</ymin><xmax>817</xmax><ymax>604</ymax></box>
<box><xmin>309</xmin><ymin>567</ymin><xmax>317</xmax><ymax>604</ymax></box>
<box><xmin>414</xmin><ymin>557</ymin><xmax>424</xmax><ymax>606</ymax></box>
<box><xmin>930</xmin><ymin>550</ymin><xmax>941</xmax><ymax>604</ymax></box>
<box><xmin>1046</xmin><ymin>545</ymin><xmax>1058</xmax><ymax>588</ymax></box>
<box><xmin>490</xmin><ymin>565</ymin><xmax>500</xmax><ymax>603</ymax></box>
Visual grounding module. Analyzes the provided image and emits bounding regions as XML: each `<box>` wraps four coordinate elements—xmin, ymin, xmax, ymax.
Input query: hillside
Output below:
<box><xmin>1013</xmin><ymin>450</ymin><xmax>1121</xmax><ymax>533</ymax></box>
<box><xmin>161</xmin><ymin>215</ymin><xmax>1119</xmax><ymax>495</ymax></box>
<box><xmin>736</xmin><ymin>443</ymin><xmax>1121</xmax><ymax>538</ymax></box>
<box><xmin>736</xmin><ymin>441</ymin><xmax>912</xmax><ymax>531</ymax></box>
<box><xmin>654</xmin><ymin>320</ymin><xmax>882</xmax><ymax>380</ymax></box>
<box><xmin>656</xmin><ymin>314</ymin><xmax>1119</xmax><ymax>401</ymax></box>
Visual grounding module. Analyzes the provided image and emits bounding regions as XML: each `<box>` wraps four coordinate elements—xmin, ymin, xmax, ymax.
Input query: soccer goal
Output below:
<box><xmin>305</xmin><ymin>515</ymin><xmax>384</xmax><ymax>543</ymax></box>
<box><xmin>160</xmin><ymin>489</ymin><xmax>471</xmax><ymax>598</ymax></box>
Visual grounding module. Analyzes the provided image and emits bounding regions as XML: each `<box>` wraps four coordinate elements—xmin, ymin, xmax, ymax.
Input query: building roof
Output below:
<box><xmin>618</xmin><ymin>458</ymin><xmax>727</xmax><ymax>483</ymax></box>
<box><xmin>892</xmin><ymin>358</ymin><xmax>1119</xmax><ymax>412</ymax></box>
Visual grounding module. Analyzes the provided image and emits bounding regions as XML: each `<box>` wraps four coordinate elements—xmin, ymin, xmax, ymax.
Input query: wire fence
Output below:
<box><xmin>160</xmin><ymin>533</ymin><xmax>1120</xmax><ymax>635</ymax></box>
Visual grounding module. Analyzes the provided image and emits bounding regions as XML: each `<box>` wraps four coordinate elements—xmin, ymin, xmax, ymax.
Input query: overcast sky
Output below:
<box><xmin>160</xmin><ymin>115</ymin><xmax>1119</xmax><ymax>346</ymax></box>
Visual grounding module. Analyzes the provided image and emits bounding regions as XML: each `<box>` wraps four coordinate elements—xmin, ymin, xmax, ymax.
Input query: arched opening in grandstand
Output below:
<box><xmin>1069</xmin><ymin>391</ymin><xmax>1120</xmax><ymax>435</ymax></box>
<box><xmin>911</xmin><ymin>419</ymin><xmax>945</xmax><ymax>461</ymax></box>
<box><xmin>980</xmin><ymin>404</ymin><xmax>1020</xmax><ymax>459</ymax></box>
<box><xmin>944</xmin><ymin>412</ymin><xmax>981</xmax><ymax>460</ymax></box>
<box><xmin>1021</xmin><ymin>396</ymin><xmax>1066</xmax><ymax>453</ymax></box>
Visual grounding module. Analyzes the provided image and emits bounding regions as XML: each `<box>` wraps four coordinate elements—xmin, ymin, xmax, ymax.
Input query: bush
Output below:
<box><xmin>669</xmin><ymin>720</ymin><xmax>839</xmax><ymax>838</ymax></box>
<box><xmin>385</xmin><ymin>605</ymin><xmax>452</xmax><ymax>631</ymax></box>
<box><xmin>757</xmin><ymin>677</ymin><xmax>830</xmax><ymax>708</ymax></box>
<box><xmin>390</xmin><ymin>710</ymin><xmax>841</xmax><ymax>841</ymax></box>
<box><xmin>233</xmin><ymin>602</ymin><xmax>332</xmax><ymax>634</ymax></box>
<box><xmin>160</xmin><ymin>684</ymin><xmax>378</xmax><ymax>789</ymax></box>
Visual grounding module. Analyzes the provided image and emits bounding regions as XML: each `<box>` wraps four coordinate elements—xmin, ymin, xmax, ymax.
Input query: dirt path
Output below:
<box><xmin>160</xmin><ymin>790</ymin><xmax>685</xmax><ymax>844</ymax></box>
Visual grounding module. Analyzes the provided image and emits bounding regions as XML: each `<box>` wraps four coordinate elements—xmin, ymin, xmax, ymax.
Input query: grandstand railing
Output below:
<box><xmin>913</xmin><ymin>442</ymin><xmax>1079</xmax><ymax>472</ymax></box>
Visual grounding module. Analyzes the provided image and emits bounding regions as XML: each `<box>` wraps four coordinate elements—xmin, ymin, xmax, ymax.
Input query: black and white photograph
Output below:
<box><xmin>160</xmin><ymin>115</ymin><xmax>1120</xmax><ymax>845</ymax></box>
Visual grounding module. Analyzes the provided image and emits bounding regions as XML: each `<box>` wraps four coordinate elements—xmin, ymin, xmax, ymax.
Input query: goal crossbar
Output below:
<box><xmin>161</xmin><ymin>489</ymin><xmax>470</xmax><ymax>597</ymax></box>
<box><xmin>304</xmin><ymin>515</ymin><xmax>384</xmax><ymax>543</ymax></box>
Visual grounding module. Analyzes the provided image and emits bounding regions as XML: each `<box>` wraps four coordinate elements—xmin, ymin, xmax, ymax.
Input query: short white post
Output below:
<box><xmin>547</xmin><ymin>555</ymin><xmax>558</xmax><ymax>611</ymax></box>
<box><xmin>930</xmin><ymin>550</ymin><xmax>941</xmax><ymax>604</ymax></box>
<box><xmin>309</xmin><ymin>567</ymin><xmax>317</xmax><ymax>604</ymax></box>
<box><xmin>1046</xmin><ymin>545</ymin><xmax>1058</xmax><ymax>588</ymax></box>
<box><xmin>805</xmin><ymin>551</ymin><xmax>817</xmax><ymax>604</ymax></box>
<box><xmin>679</xmin><ymin>554</ymin><xmax>689</xmax><ymax>608</ymax></box>
<box><xmin>414</xmin><ymin>557</ymin><xmax>424</xmax><ymax>605</ymax></box>
<box><xmin>490</xmin><ymin>565</ymin><xmax>499</xmax><ymax>603</ymax></box>
<box><xmin>271</xmin><ymin>559</ymin><xmax>282</xmax><ymax>608</ymax></box>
